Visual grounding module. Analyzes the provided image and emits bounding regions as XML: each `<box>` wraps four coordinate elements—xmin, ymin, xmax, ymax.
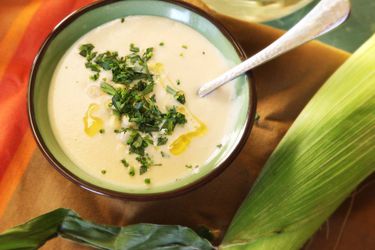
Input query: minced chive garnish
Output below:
<box><xmin>79</xmin><ymin>43</ymin><xmax>188</xmax><ymax>174</ymax></box>
<box><xmin>79</xmin><ymin>44</ymin><xmax>94</xmax><ymax>57</ymax></box>
<box><xmin>144</xmin><ymin>178</ymin><xmax>151</xmax><ymax>184</ymax></box>
<box><xmin>121</xmin><ymin>159</ymin><xmax>129</xmax><ymax>167</ymax></box>
<box><xmin>159</xmin><ymin>42</ymin><xmax>164</xmax><ymax>46</ymax></box>
<box><xmin>99</xmin><ymin>129</ymin><xmax>105</xmax><ymax>134</ymax></box>
<box><xmin>161</xmin><ymin>151</ymin><xmax>168</xmax><ymax>158</ymax></box>
<box><xmin>179</xmin><ymin>53</ymin><xmax>184</xmax><ymax>57</ymax></box>
<box><xmin>101</xmin><ymin>170</ymin><xmax>107</xmax><ymax>175</ymax></box>
<box><xmin>128</xmin><ymin>167</ymin><xmax>135</xmax><ymax>176</ymax></box>
<box><xmin>166</xmin><ymin>85</ymin><xmax>186</xmax><ymax>104</ymax></box>
<box><xmin>185</xmin><ymin>165</ymin><xmax>193</xmax><ymax>169</ymax></box>
<box><xmin>216</xmin><ymin>144</ymin><xmax>222</xmax><ymax>148</ymax></box>
<box><xmin>90</xmin><ymin>73</ymin><xmax>99</xmax><ymax>81</ymax></box>
<box><xmin>157</xmin><ymin>136</ymin><xmax>168</xmax><ymax>146</ymax></box>
<box><xmin>182</xmin><ymin>45</ymin><xmax>188</xmax><ymax>49</ymax></box>
<box><xmin>176</xmin><ymin>79</ymin><xmax>181</xmax><ymax>85</ymax></box>
<box><xmin>120</xmin><ymin>17</ymin><xmax>125</xmax><ymax>23</ymax></box>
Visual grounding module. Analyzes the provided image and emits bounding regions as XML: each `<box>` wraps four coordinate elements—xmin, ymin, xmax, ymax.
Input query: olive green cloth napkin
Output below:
<box><xmin>1</xmin><ymin>3</ymin><xmax>374</xmax><ymax>250</ymax></box>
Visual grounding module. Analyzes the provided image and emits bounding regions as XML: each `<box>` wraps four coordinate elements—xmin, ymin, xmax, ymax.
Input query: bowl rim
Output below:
<box><xmin>28</xmin><ymin>0</ymin><xmax>257</xmax><ymax>201</ymax></box>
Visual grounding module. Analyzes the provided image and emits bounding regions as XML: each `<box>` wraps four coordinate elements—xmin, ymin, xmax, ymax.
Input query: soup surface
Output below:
<box><xmin>49</xmin><ymin>16</ymin><xmax>238</xmax><ymax>189</ymax></box>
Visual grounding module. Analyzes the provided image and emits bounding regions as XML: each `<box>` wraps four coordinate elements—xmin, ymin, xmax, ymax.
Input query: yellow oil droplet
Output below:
<box><xmin>169</xmin><ymin>107</ymin><xmax>207</xmax><ymax>155</ymax></box>
<box><xmin>83</xmin><ymin>104</ymin><xmax>104</xmax><ymax>137</ymax></box>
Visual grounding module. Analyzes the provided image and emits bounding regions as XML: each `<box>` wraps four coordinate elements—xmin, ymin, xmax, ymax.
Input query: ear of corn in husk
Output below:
<box><xmin>220</xmin><ymin>35</ymin><xmax>375</xmax><ymax>250</ymax></box>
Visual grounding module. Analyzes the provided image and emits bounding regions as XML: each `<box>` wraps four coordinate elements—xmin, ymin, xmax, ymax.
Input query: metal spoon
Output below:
<box><xmin>197</xmin><ymin>0</ymin><xmax>351</xmax><ymax>97</ymax></box>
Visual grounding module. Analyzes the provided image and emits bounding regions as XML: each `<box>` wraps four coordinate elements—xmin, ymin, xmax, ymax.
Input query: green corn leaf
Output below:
<box><xmin>0</xmin><ymin>209</ymin><xmax>72</xmax><ymax>250</ymax></box>
<box><xmin>220</xmin><ymin>35</ymin><xmax>375</xmax><ymax>250</ymax></box>
<box><xmin>0</xmin><ymin>209</ymin><xmax>214</xmax><ymax>250</ymax></box>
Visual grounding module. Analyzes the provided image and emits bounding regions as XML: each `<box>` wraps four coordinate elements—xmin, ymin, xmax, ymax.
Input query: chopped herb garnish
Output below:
<box><xmin>121</xmin><ymin>159</ymin><xmax>129</xmax><ymax>167</ymax></box>
<box><xmin>161</xmin><ymin>151</ymin><xmax>168</xmax><ymax>158</ymax></box>
<box><xmin>80</xmin><ymin>43</ymin><xmax>188</xmax><ymax>173</ymax></box>
<box><xmin>90</xmin><ymin>73</ymin><xmax>99</xmax><ymax>81</ymax></box>
<box><xmin>144</xmin><ymin>178</ymin><xmax>151</xmax><ymax>184</ymax></box>
<box><xmin>162</xmin><ymin>107</ymin><xmax>187</xmax><ymax>134</ymax></box>
<box><xmin>127</xmin><ymin>131</ymin><xmax>150</xmax><ymax>156</ymax></box>
<box><xmin>85</xmin><ymin>61</ymin><xmax>100</xmax><ymax>72</ymax></box>
<box><xmin>114</xmin><ymin>128</ymin><xmax>127</xmax><ymax>134</ymax></box>
<box><xmin>79</xmin><ymin>43</ymin><xmax>95</xmax><ymax>57</ymax></box>
<box><xmin>130</xmin><ymin>43</ymin><xmax>140</xmax><ymax>53</ymax></box>
<box><xmin>120</xmin><ymin>17</ymin><xmax>125</xmax><ymax>23</ymax></box>
<box><xmin>101</xmin><ymin>169</ymin><xmax>107</xmax><ymax>174</ymax></box>
<box><xmin>216</xmin><ymin>144</ymin><xmax>222</xmax><ymax>148</ymax></box>
<box><xmin>139</xmin><ymin>165</ymin><xmax>148</xmax><ymax>175</ymax></box>
<box><xmin>128</xmin><ymin>167</ymin><xmax>135</xmax><ymax>176</ymax></box>
<box><xmin>175</xmin><ymin>93</ymin><xmax>186</xmax><ymax>104</ymax></box>
<box><xmin>100</xmin><ymin>82</ymin><xmax>116</xmax><ymax>95</ymax></box>
<box><xmin>185</xmin><ymin>165</ymin><xmax>193</xmax><ymax>169</ymax></box>
<box><xmin>182</xmin><ymin>45</ymin><xmax>188</xmax><ymax>49</ymax></box>
<box><xmin>136</xmin><ymin>154</ymin><xmax>162</xmax><ymax>175</ymax></box>
<box><xmin>99</xmin><ymin>129</ymin><xmax>105</xmax><ymax>134</ymax></box>
<box><xmin>179</xmin><ymin>53</ymin><xmax>184</xmax><ymax>57</ymax></box>
<box><xmin>255</xmin><ymin>113</ymin><xmax>260</xmax><ymax>121</ymax></box>
<box><xmin>159</xmin><ymin>42</ymin><xmax>165</xmax><ymax>46</ymax></box>
<box><xmin>166</xmin><ymin>85</ymin><xmax>186</xmax><ymax>104</ymax></box>
<box><xmin>176</xmin><ymin>79</ymin><xmax>181</xmax><ymax>85</ymax></box>
<box><xmin>136</xmin><ymin>154</ymin><xmax>154</xmax><ymax>175</ymax></box>
<box><xmin>157</xmin><ymin>136</ymin><xmax>168</xmax><ymax>146</ymax></box>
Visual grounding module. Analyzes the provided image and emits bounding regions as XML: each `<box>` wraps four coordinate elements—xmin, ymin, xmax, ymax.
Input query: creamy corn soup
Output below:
<box><xmin>49</xmin><ymin>16</ymin><xmax>238</xmax><ymax>189</ymax></box>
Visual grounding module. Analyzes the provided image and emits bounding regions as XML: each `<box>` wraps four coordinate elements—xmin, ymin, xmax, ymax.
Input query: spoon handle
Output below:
<box><xmin>198</xmin><ymin>0</ymin><xmax>351</xmax><ymax>97</ymax></box>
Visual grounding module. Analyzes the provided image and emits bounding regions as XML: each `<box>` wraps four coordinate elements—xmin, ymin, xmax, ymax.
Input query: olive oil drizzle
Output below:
<box><xmin>169</xmin><ymin>107</ymin><xmax>207</xmax><ymax>155</ymax></box>
<box><xmin>83</xmin><ymin>103</ymin><xmax>104</xmax><ymax>137</ymax></box>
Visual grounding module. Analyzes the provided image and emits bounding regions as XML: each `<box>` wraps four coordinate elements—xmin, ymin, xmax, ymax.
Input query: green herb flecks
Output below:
<box><xmin>185</xmin><ymin>165</ymin><xmax>192</xmax><ymax>169</ymax></box>
<box><xmin>182</xmin><ymin>45</ymin><xmax>188</xmax><ymax>49</ymax></box>
<box><xmin>127</xmin><ymin>131</ymin><xmax>152</xmax><ymax>156</ymax></box>
<box><xmin>159</xmin><ymin>42</ymin><xmax>164</xmax><ymax>46</ymax></box>
<box><xmin>166</xmin><ymin>85</ymin><xmax>186</xmax><ymax>104</ymax></box>
<box><xmin>144</xmin><ymin>178</ymin><xmax>151</xmax><ymax>184</ymax></box>
<box><xmin>90</xmin><ymin>72</ymin><xmax>99</xmax><ymax>81</ymax></box>
<box><xmin>121</xmin><ymin>159</ymin><xmax>129</xmax><ymax>167</ymax></box>
<box><xmin>101</xmin><ymin>170</ymin><xmax>107</xmax><ymax>175</ymax></box>
<box><xmin>80</xmin><ymin>44</ymin><xmax>187</xmax><ymax>175</ymax></box>
<box><xmin>79</xmin><ymin>43</ymin><xmax>153</xmax><ymax>84</ymax></box>
<box><xmin>79</xmin><ymin>43</ymin><xmax>95</xmax><ymax>57</ymax></box>
<box><xmin>161</xmin><ymin>107</ymin><xmax>187</xmax><ymax>134</ymax></box>
<box><xmin>157</xmin><ymin>136</ymin><xmax>168</xmax><ymax>146</ymax></box>
<box><xmin>136</xmin><ymin>154</ymin><xmax>161</xmax><ymax>175</ymax></box>
<box><xmin>128</xmin><ymin>167</ymin><xmax>135</xmax><ymax>177</ymax></box>
<box><xmin>216</xmin><ymin>144</ymin><xmax>222</xmax><ymax>148</ymax></box>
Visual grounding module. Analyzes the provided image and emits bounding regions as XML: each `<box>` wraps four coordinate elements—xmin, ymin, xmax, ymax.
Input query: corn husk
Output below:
<box><xmin>0</xmin><ymin>208</ymin><xmax>214</xmax><ymax>250</ymax></box>
<box><xmin>220</xmin><ymin>35</ymin><xmax>375</xmax><ymax>250</ymax></box>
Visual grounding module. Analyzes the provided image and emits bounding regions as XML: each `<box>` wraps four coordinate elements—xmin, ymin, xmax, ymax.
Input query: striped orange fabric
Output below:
<box><xmin>0</xmin><ymin>0</ymin><xmax>96</xmax><ymax>218</ymax></box>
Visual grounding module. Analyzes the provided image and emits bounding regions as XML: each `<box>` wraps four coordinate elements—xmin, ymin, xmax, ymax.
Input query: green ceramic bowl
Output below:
<box><xmin>28</xmin><ymin>0</ymin><xmax>256</xmax><ymax>200</ymax></box>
